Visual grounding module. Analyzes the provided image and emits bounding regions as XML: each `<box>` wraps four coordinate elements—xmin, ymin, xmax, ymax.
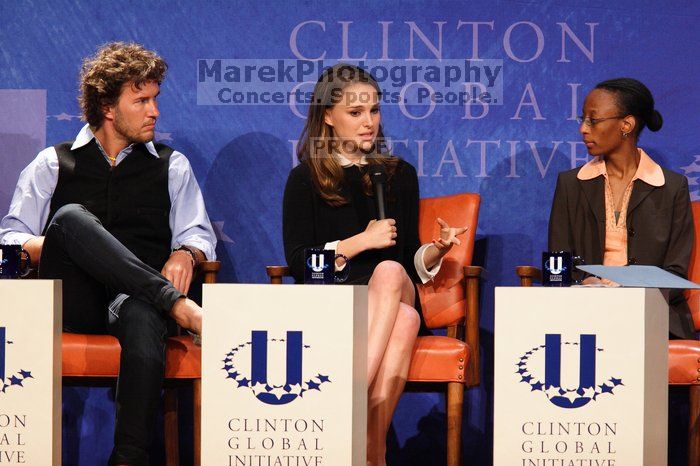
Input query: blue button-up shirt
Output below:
<box><xmin>0</xmin><ymin>125</ymin><xmax>217</xmax><ymax>318</ymax></box>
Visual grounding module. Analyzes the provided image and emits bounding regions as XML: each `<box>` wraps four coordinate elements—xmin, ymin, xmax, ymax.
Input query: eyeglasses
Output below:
<box><xmin>576</xmin><ymin>115</ymin><xmax>626</xmax><ymax>127</ymax></box>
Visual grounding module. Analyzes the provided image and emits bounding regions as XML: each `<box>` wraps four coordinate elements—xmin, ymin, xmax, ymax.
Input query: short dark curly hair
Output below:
<box><xmin>79</xmin><ymin>42</ymin><xmax>167</xmax><ymax>128</ymax></box>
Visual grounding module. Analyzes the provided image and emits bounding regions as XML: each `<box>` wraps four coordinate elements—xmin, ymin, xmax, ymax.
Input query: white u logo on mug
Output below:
<box><xmin>548</xmin><ymin>256</ymin><xmax>563</xmax><ymax>274</ymax></box>
<box><xmin>310</xmin><ymin>254</ymin><xmax>325</xmax><ymax>272</ymax></box>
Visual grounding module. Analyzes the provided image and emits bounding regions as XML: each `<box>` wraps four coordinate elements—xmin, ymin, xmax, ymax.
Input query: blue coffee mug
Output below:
<box><xmin>0</xmin><ymin>245</ymin><xmax>31</xmax><ymax>279</ymax></box>
<box><xmin>542</xmin><ymin>251</ymin><xmax>572</xmax><ymax>287</ymax></box>
<box><xmin>304</xmin><ymin>249</ymin><xmax>350</xmax><ymax>284</ymax></box>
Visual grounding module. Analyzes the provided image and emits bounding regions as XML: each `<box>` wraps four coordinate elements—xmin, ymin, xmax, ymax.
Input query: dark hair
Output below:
<box><xmin>594</xmin><ymin>78</ymin><xmax>663</xmax><ymax>135</ymax></box>
<box><xmin>79</xmin><ymin>42</ymin><xmax>167</xmax><ymax>128</ymax></box>
<box><xmin>297</xmin><ymin>63</ymin><xmax>396</xmax><ymax>206</ymax></box>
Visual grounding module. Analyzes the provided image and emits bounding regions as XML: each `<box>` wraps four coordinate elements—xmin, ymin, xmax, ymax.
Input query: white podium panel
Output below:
<box><xmin>495</xmin><ymin>287</ymin><xmax>668</xmax><ymax>466</ymax></box>
<box><xmin>0</xmin><ymin>280</ymin><xmax>61</xmax><ymax>465</ymax></box>
<box><xmin>202</xmin><ymin>284</ymin><xmax>367</xmax><ymax>466</ymax></box>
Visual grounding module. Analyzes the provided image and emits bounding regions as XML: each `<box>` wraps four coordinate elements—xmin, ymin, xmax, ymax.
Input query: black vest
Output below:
<box><xmin>46</xmin><ymin>139</ymin><xmax>173</xmax><ymax>271</ymax></box>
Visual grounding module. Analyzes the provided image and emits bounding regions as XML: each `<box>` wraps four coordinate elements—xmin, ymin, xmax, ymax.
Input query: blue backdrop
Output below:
<box><xmin>1</xmin><ymin>1</ymin><xmax>699</xmax><ymax>464</ymax></box>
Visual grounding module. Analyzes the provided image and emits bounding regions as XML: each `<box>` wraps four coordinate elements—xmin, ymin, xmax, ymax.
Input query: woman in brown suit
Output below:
<box><xmin>548</xmin><ymin>78</ymin><xmax>695</xmax><ymax>338</ymax></box>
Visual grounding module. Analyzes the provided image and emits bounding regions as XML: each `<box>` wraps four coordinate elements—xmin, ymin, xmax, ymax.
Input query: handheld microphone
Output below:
<box><xmin>369</xmin><ymin>164</ymin><xmax>387</xmax><ymax>220</ymax></box>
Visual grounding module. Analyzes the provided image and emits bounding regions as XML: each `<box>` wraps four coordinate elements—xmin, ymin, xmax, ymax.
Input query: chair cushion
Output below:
<box><xmin>407</xmin><ymin>335</ymin><xmax>469</xmax><ymax>383</ymax></box>
<box><xmin>62</xmin><ymin>334</ymin><xmax>121</xmax><ymax>377</ymax></box>
<box><xmin>62</xmin><ymin>333</ymin><xmax>201</xmax><ymax>379</ymax></box>
<box><xmin>668</xmin><ymin>339</ymin><xmax>700</xmax><ymax>385</ymax></box>
<box><xmin>165</xmin><ymin>335</ymin><xmax>202</xmax><ymax>378</ymax></box>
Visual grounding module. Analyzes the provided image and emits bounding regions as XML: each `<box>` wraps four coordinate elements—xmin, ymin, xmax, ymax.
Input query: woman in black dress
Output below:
<box><xmin>283</xmin><ymin>64</ymin><xmax>466</xmax><ymax>465</ymax></box>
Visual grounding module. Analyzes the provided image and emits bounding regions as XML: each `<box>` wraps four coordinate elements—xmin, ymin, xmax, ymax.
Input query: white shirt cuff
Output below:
<box><xmin>414</xmin><ymin>243</ymin><xmax>442</xmax><ymax>284</ymax></box>
<box><xmin>324</xmin><ymin>240</ymin><xmax>347</xmax><ymax>271</ymax></box>
<box><xmin>173</xmin><ymin>237</ymin><xmax>216</xmax><ymax>261</ymax></box>
<box><xmin>0</xmin><ymin>232</ymin><xmax>36</xmax><ymax>247</ymax></box>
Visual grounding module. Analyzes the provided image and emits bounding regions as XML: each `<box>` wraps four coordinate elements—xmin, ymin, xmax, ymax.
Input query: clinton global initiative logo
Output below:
<box><xmin>516</xmin><ymin>334</ymin><xmax>623</xmax><ymax>409</ymax></box>
<box><xmin>222</xmin><ymin>331</ymin><xmax>331</xmax><ymax>405</ymax></box>
<box><xmin>0</xmin><ymin>327</ymin><xmax>34</xmax><ymax>394</ymax></box>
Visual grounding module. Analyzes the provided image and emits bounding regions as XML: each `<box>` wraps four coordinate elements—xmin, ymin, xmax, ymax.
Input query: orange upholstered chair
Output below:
<box><xmin>517</xmin><ymin>202</ymin><xmax>700</xmax><ymax>466</ymax></box>
<box><xmin>61</xmin><ymin>261</ymin><xmax>220</xmax><ymax>466</ymax></box>
<box><xmin>267</xmin><ymin>192</ymin><xmax>482</xmax><ymax>466</ymax></box>
<box><xmin>668</xmin><ymin>201</ymin><xmax>700</xmax><ymax>466</ymax></box>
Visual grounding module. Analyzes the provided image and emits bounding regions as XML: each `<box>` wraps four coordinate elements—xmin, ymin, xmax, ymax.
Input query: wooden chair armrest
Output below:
<box><xmin>197</xmin><ymin>261</ymin><xmax>221</xmax><ymax>284</ymax></box>
<box><xmin>463</xmin><ymin>265</ymin><xmax>482</xmax><ymax>387</ymax></box>
<box><xmin>266</xmin><ymin>265</ymin><xmax>291</xmax><ymax>284</ymax></box>
<box><xmin>516</xmin><ymin>265</ymin><xmax>541</xmax><ymax>287</ymax></box>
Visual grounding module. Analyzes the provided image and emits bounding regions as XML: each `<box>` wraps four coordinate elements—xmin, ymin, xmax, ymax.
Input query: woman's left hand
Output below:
<box><xmin>432</xmin><ymin>218</ymin><xmax>468</xmax><ymax>256</ymax></box>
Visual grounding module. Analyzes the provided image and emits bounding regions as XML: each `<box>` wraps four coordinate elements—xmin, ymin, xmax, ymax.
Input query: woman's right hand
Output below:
<box><xmin>362</xmin><ymin>219</ymin><xmax>397</xmax><ymax>250</ymax></box>
<box><xmin>582</xmin><ymin>276</ymin><xmax>603</xmax><ymax>285</ymax></box>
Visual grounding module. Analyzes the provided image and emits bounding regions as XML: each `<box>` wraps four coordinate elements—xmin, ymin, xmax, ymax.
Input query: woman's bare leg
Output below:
<box><xmin>365</xmin><ymin>261</ymin><xmax>420</xmax><ymax>466</ymax></box>
<box><xmin>366</xmin><ymin>261</ymin><xmax>416</xmax><ymax>383</ymax></box>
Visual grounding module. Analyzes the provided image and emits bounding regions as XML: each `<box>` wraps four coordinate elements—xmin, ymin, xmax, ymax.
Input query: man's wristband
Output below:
<box><xmin>173</xmin><ymin>245</ymin><xmax>197</xmax><ymax>267</ymax></box>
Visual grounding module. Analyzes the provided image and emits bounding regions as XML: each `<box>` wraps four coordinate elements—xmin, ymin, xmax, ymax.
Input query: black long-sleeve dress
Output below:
<box><xmin>282</xmin><ymin>159</ymin><xmax>422</xmax><ymax>286</ymax></box>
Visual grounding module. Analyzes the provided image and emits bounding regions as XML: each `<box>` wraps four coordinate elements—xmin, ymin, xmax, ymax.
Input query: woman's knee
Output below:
<box><xmin>369</xmin><ymin>261</ymin><xmax>406</xmax><ymax>292</ymax></box>
<box><xmin>396</xmin><ymin>303</ymin><xmax>421</xmax><ymax>337</ymax></box>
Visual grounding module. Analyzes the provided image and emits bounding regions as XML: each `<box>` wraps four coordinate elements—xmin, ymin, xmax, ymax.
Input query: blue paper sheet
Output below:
<box><xmin>576</xmin><ymin>265</ymin><xmax>700</xmax><ymax>289</ymax></box>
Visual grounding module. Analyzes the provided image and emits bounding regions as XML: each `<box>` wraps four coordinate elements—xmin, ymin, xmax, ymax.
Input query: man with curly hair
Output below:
<box><xmin>0</xmin><ymin>42</ymin><xmax>217</xmax><ymax>465</ymax></box>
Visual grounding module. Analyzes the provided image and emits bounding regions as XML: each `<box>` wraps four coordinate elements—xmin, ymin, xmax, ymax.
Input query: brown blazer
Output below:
<box><xmin>548</xmin><ymin>165</ymin><xmax>695</xmax><ymax>338</ymax></box>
